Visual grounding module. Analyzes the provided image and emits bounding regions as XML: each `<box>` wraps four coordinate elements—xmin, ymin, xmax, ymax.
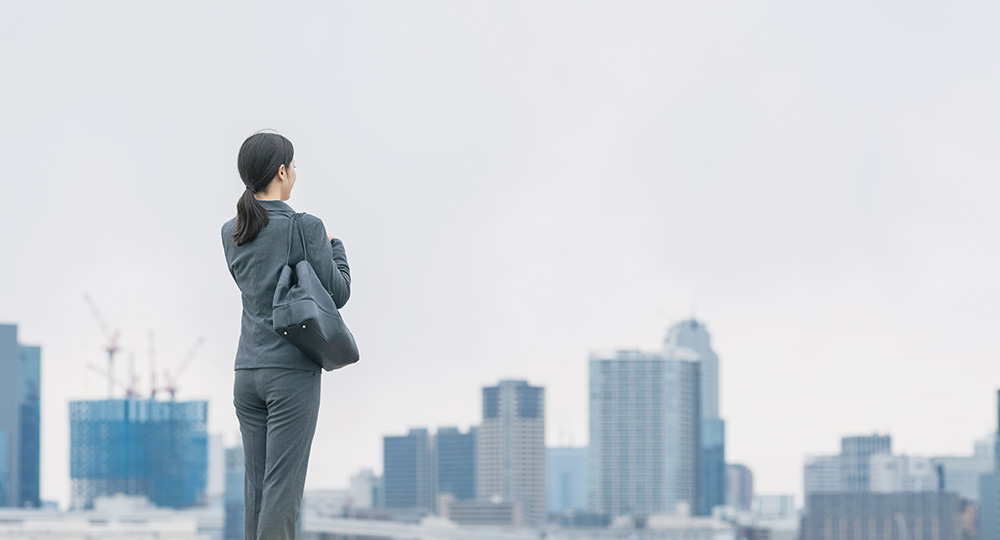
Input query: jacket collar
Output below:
<box><xmin>257</xmin><ymin>199</ymin><xmax>295</xmax><ymax>215</ymax></box>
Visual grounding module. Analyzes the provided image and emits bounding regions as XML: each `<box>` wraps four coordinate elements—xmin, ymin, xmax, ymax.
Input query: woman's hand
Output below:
<box><xmin>328</xmin><ymin>233</ymin><xmax>336</xmax><ymax>242</ymax></box>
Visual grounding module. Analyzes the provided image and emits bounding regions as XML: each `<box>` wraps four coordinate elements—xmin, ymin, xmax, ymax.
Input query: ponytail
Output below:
<box><xmin>230</xmin><ymin>130</ymin><xmax>294</xmax><ymax>246</ymax></box>
<box><xmin>232</xmin><ymin>187</ymin><xmax>270</xmax><ymax>246</ymax></box>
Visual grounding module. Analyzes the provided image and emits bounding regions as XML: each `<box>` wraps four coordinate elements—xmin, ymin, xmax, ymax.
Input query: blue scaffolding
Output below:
<box><xmin>69</xmin><ymin>398</ymin><xmax>208</xmax><ymax>509</ymax></box>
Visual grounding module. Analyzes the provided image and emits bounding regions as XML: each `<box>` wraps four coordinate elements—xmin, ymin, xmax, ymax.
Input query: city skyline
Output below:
<box><xmin>2</xmin><ymin>0</ymin><xmax>999</xmax><ymax>514</ymax></box>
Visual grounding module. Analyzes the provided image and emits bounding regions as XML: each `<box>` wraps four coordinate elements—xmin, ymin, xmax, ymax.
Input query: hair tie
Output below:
<box><xmin>245</xmin><ymin>185</ymin><xmax>257</xmax><ymax>193</ymax></box>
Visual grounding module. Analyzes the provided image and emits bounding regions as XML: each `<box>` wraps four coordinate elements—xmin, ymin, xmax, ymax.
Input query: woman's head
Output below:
<box><xmin>231</xmin><ymin>130</ymin><xmax>295</xmax><ymax>246</ymax></box>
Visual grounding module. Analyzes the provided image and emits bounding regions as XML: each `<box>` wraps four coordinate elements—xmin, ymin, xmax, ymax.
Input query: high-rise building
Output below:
<box><xmin>224</xmin><ymin>446</ymin><xmax>245</xmax><ymax>540</ymax></box>
<box><xmin>0</xmin><ymin>429</ymin><xmax>6</xmax><ymax>507</ymax></box>
<box><xmin>869</xmin><ymin>455</ymin><xmax>939</xmax><ymax>493</ymax></box>
<box><xmin>477</xmin><ymin>380</ymin><xmax>545</xmax><ymax>526</ymax></box>
<box><xmin>206</xmin><ymin>434</ymin><xmax>225</xmax><ymax>500</ymax></box>
<box><xmin>980</xmin><ymin>473</ymin><xmax>998</xmax><ymax>540</ymax></box>
<box><xmin>588</xmin><ymin>348</ymin><xmax>700</xmax><ymax>516</ymax></box>
<box><xmin>69</xmin><ymin>398</ymin><xmax>208</xmax><ymax>509</ymax></box>
<box><xmin>982</xmin><ymin>391</ymin><xmax>1000</xmax><ymax>540</ymax></box>
<box><xmin>726</xmin><ymin>464</ymin><xmax>754</xmax><ymax>512</ymax></box>
<box><xmin>547</xmin><ymin>447</ymin><xmax>587</xmax><ymax>514</ymax></box>
<box><xmin>665</xmin><ymin>319</ymin><xmax>725</xmax><ymax>516</ymax></box>
<box><xmin>803</xmin><ymin>455</ymin><xmax>841</xmax><ymax>500</ymax></box>
<box><xmin>18</xmin><ymin>345</ymin><xmax>40</xmax><ymax>508</ymax></box>
<box><xmin>802</xmin><ymin>492</ymin><xmax>967</xmax><ymax>540</ymax></box>
<box><xmin>699</xmin><ymin>418</ymin><xmax>725</xmax><ymax>516</ymax></box>
<box><xmin>840</xmin><ymin>434</ymin><xmax>891</xmax><ymax>491</ymax></box>
<box><xmin>349</xmin><ymin>469</ymin><xmax>381</xmax><ymax>509</ymax></box>
<box><xmin>383</xmin><ymin>428</ymin><xmax>433</xmax><ymax>510</ymax></box>
<box><xmin>664</xmin><ymin>319</ymin><xmax>718</xmax><ymax>420</ymax></box>
<box><xmin>435</xmin><ymin>427</ymin><xmax>476</xmax><ymax>502</ymax></box>
<box><xmin>930</xmin><ymin>433</ymin><xmax>995</xmax><ymax>503</ymax></box>
<box><xmin>0</xmin><ymin>323</ymin><xmax>41</xmax><ymax>508</ymax></box>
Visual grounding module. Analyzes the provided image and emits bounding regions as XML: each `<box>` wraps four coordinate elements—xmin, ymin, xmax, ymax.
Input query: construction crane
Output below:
<box><xmin>84</xmin><ymin>294</ymin><xmax>121</xmax><ymax>399</ymax></box>
<box><xmin>85</xmin><ymin>362</ymin><xmax>133</xmax><ymax>397</ymax></box>
<box><xmin>159</xmin><ymin>336</ymin><xmax>206</xmax><ymax>400</ymax></box>
<box><xmin>149</xmin><ymin>330</ymin><xmax>158</xmax><ymax>400</ymax></box>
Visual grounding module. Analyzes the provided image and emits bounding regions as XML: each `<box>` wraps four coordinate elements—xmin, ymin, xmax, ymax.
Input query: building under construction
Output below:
<box><xmin>69</xmin><ymin>398</ymin><xmax>208</xmax><ymax>510</ymax></box>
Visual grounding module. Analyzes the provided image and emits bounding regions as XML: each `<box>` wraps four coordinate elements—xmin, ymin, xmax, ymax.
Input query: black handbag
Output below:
<box><xmin>272</xmin><ymin>213</ymin><xmax>360</xmax><ymax>371</ymax></box>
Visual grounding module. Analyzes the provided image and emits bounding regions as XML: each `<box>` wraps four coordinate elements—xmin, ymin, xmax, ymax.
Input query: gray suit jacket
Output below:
<box><xmin>221</xmin><ymin>199</ymin><xmax>351</xmax><ymax>372</ymax></box>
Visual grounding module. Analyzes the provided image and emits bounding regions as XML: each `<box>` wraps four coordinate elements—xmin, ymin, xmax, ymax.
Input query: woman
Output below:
<box><xmin>221</xmin><ymin>130</ymin><xmax>351</xmax><ymax>540</ymax></box>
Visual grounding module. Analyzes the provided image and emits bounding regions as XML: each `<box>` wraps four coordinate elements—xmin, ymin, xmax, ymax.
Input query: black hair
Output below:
<box><xmin>231</xmin><ymin>130</ymin><xmax>294</xmax><ymax>246</ymax></box>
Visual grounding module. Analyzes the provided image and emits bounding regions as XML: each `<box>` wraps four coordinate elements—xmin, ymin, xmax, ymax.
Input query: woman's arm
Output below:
<box><xmin>303</xmin><ymin>215</ymin><xmax>351</xmax><ymax>308</ymax></box>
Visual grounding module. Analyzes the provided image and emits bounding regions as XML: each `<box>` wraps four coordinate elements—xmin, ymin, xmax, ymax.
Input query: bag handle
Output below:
<box><xmin>284</xmin><ymin>213</ymin><xmax>309</xmax><ymax>266</ymax></box>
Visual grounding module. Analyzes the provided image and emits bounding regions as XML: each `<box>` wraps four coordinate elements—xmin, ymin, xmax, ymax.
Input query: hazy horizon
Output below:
<box><xmin>2</xmin><ymin>0</ymin><xmax>999</xmax><ymax>510</ymax></box>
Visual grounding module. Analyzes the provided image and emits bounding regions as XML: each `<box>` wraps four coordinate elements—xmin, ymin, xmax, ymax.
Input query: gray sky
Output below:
<box><xmin>2</xmin><ymin>0</ymin><xmax>999</xmax><ymax>509</ymax></box>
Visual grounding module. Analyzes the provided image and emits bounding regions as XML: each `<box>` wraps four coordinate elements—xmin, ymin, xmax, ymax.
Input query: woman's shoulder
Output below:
<box><xmin>296</xmin><ymin>212</ymin><xmax>326</xmax><ymax>232</ymax></box>
<box><xmin>220</xmin><ymin>216</ymin><xmax>238</xmax><ymax>238</ymax></box>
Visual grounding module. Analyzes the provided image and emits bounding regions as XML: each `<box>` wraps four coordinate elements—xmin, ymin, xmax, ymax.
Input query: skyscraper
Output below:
<box><xmin>383</xmin><ymin>428</ymin><xmax>433</xmax><ymax>510</ymax></box>
<box><xmin>0</xmin><ymin>429</ymin><xmax>6</xmax><ymax>507</ymax></box>
<box><xmin>0</xmin><ymin>323</ymin><xmax>41</xmax><ymax>508</ymax></box>
<box><xmin>664</xmin><ymin>319</ymin><xmax>718</xmax><ymax>419</ymax></box>
<box><xmin>726</xmin><ymin>464</ymin><xmax>754</xmax><ymax>512</ymax></box>
<box><xmin>69</xmin><ymin>398</ymin><xmax>208</xmax><ymax>509</ymax></box>
<box><xmin>547</xmin><ymin>447</ymin><xmax>587</xmax><ymax>514</ymax></box>
<box><xmin>435</xmin><ymin>427</ymin><xmax>476</xmax><ymax>502</ymax></box>
<box><xmin>699</xmin><ymin>417</ymin><xmax>725</xmax><ymax>516</ymax></box>
<box><xmin>477</xmin><ymin>380</ymin><xmax>546</xmax><ymax>526</ymax></box>
<box><xmin>19</xmin><ymin>345</ymin><xmax>40</xmax><ymax>508</ymax></box>
<box><xmin>840</xmin><ymin>434</ymin><xmax>891</xmax><ymax>491</ymax></box>
<box><xmin>982</xmin><ymin>391</ymin><xmax>1000</xmax><ymax>540</ymax></box>
<box><xmin>665</xmin><ymin>319</ymin><xmax>725</xmax><ymax>515</ymax></box>
<box><xmin>588</xmin><ymin>348</ymin><xmax>701</xmax><ymax>516</ymax></box>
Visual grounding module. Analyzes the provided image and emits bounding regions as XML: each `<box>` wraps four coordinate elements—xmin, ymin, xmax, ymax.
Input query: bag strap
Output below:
<box><xmin>284</xmin><ymin>213</ymin><xmax>309</xmax><ymax>266</ymax></box>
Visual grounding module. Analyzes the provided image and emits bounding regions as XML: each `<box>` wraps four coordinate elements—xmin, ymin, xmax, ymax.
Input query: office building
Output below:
<box><xmin>478</xmin><ymin>380</ymin><xmax>546</xmax><ymax>526</ymax></box>
<box><xmin>981</xmin><ymin>391</ymin><xmax>1000</xmax><ymax>540</ymax></box>
<box><xmin>980</xmin><ymin>473</ymin><xmax>998</xmax><ymax>540</ymax></box>
<box><xmin>804</xmin><ymin>455</ymin><xmax>841</xmax><ymax>498</ymax></box>
<box><xmin>589</xmin><ymin>348</ymin><xmax>700</xmax><ymax>516</ymax></box>
<box><xmin>753</xmin><ymin>494</ymin><xmax>796</xmax><ymax>520</ymax></box>
<box><xmin>224</xmin><ymin>446</ymin><xmax>244</xmax><ymax>540</ymax></box>
<box><xmin>840</xmin><ymin>434</ymin><xmax>891</xmax><ymax>491</ymax></box>
<box><xmin>664</xmin><ymin>319</ymin><xmax>718</xmax><ymax>419</ymax></box>
<box><xmin>726</xmin><ymin>464</ymin><xmax>753</xmax><ymax>512</ymax></box>
<box><xmin>439</xmin><ymin>496</ymin><xmax>524</xmax><ymax>528</ymax></box>
<box><xmin>206</xmin><ymin>434</ymin><xmax>225</xmax><ymax>500</ymax></box>
<box><xmin>870</xmin><ymin>454</ymin><xmax>939</xmax><ymax>493</ymax></box>
<box><xmin>665</xmin><ymin>319</ymin><xmax>725</xmax><ymax>516</ymax></box>
<box><xmin>434</xmin><ymin>426</ymin><xmax>476</xmax><ymax>502</ymax></box>
<box><xmin>0</xmin><ymin>323</ymin><xmax>41</xmax><ymax>508</ymax></box>
<box><xmin>0</xmin><ymin>430</ymin><xmax>6</xmax><ymax>506</ymax></box>
<box><xmin>383</xmin><ymin>428</ymin><xmax>433</xmax><ymax>510</ymax></box>
<box><xmin>349</xmin><ymin>469</ymin><xmax>379</xmax><ymax>510</ymax></box>
<box><xmin>801</xmin><ymin>492</ymin><xmax>967</xmax><ymax>540</ymax></box>
<box><xmin>69</xmin><ymin>398</ymin><xmax>209</xmax><ymax>509</ymax></box>
<box><xmin>930</xmin><ymin>433</ymin><xmax>995</xmax><ymax>502</ymax></box>
<box><xmin>548</xmin><ymin>447</ymin><xmax>587</xmax><ymax>514</ymax></box>
<box><xmin>699</xmin><ymin>418</ymin><xmax>725</xmax><ymax>516</ymax></box>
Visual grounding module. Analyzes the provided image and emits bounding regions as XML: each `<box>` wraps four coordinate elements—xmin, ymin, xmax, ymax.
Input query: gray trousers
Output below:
<box><xmin>234</xmin><ymin>368</ymin><xmax>321</xmax><ymax>540</ymax></box>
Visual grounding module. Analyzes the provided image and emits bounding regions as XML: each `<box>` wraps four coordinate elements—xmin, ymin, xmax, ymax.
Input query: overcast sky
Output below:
<box><xmin>2</xmin><ymin>0</ymin><xmax>999</xmax><ymax>510</ymax></box>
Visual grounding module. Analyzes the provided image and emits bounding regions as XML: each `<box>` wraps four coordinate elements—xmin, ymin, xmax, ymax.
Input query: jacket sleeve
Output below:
<box><xmin>221</xmin><ymin>224</ymin><xmax>237</xmax><ymax>283</ymax></box>
<box><xmin>303</xmin><ymin>215</ymin><xmax>351</xmax><ymax>309</ymax></box>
